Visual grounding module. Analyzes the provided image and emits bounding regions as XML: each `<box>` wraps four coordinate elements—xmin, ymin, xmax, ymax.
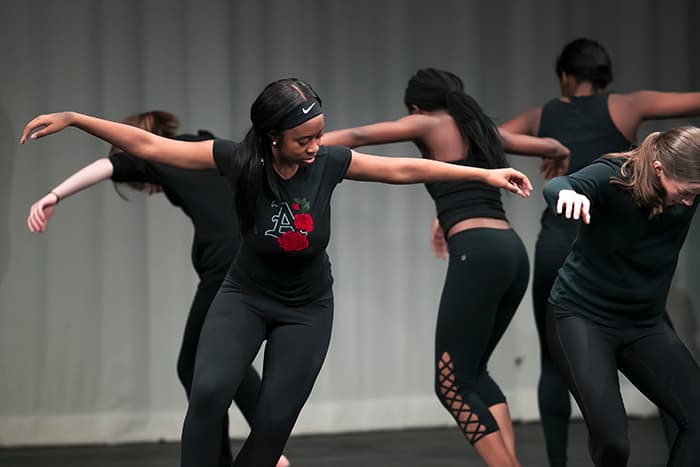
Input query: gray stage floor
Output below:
<box><xmin>0</xmin><ymin>418</ymin><xmax>668</xmax><ymax>466</ymax></box>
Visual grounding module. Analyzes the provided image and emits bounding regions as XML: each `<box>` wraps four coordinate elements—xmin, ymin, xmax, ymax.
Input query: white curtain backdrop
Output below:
<box><xmin>1</xmin><ymin>0</ymin><xmax>699</xmax><ymax>446</ymax></box>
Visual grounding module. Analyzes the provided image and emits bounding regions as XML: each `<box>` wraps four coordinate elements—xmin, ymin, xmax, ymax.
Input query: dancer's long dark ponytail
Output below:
<box><xmin>404</xmin><ymin>68</ymin><xmax>507</xmax><ymax>168</ymax></box>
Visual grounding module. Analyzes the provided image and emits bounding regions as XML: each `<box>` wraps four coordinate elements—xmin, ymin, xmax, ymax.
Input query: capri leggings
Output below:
<box><xmin>435</xmin><ymin>227</ymin><xmax>529</xmax><ymax>445</ymax></box>
<box><xmin>181</xmin><ymin>277</ymin><xmax>333</xmax><ymax>467</ymax></box>
<box><xmin>547</xmin><ymin>303</ymin><xmax>700</xmax><ymax>467</ymax></box>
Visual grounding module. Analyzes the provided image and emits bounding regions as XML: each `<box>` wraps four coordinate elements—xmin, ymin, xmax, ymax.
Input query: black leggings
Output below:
<box><xmin>532</xmin><ymin>216</ymin><xmax>575</xmax><ymax>467</ymax></box>
<box><xmin>181</xmin><ymin>278</ymin><xmax>333</xmax><ymax>467</ymax></box>
<box><xmin>435</xmin><ymin>228</ymin><xmax>529</xmax><ymax>445</ymax></box>
<box><xmin>534</xmin><ymin>214</ymin><xmax>678</xmax><ymax>465</ymax></box>
<box><xmin>176</xmin><ymin>276</ymin><xmax>263</xmax><ymax>466</ymax></box>
<box><xmin>547</xmin><ymin>304</ymin><xmax>700</xmax><ymax>467</ymax></box>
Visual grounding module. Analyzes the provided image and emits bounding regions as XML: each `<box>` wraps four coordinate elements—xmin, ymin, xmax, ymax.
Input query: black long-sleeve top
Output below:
<box><xmin>543</xmin><ymin>157</ymin><xmax>698</xmax><ymax>327</ymax></box>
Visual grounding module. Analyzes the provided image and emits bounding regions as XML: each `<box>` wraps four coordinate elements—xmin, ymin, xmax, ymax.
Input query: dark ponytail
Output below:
<box><xmin>232</xmin><ymin>78</ymin><xmax>322</xmax><ymax>234</ymax></box>
<box><xmin>404</xmin><ymin>68</ymin><xmax>507</xmax><ymax>168</ymax></box>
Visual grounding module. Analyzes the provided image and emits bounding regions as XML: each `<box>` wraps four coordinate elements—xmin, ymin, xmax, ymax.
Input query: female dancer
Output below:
<box><xmin>20</xmin><ymin>77</ymin><xmax>532</xmax><ymax>467</ymax></box>
<box><xmin>499</xmin><ymin>37</ymin><xmax>700</xmax><ymax>467</ymax></box>
<box><xmin>544</xmin><ymin>126</ymin><xmax>700</xmax><ymax>467</ymax></box>
<box><xmin>323</xmin><ymin>68</ymin><xmax>567</xmax><ymax>467</ymax></box>
<box><xmin>26</xmin><ymin>110</ymin><xmax>288</xmax><ymax>467</ymax></box>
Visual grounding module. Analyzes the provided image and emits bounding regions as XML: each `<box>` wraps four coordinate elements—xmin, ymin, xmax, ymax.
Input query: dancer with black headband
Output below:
<box><xmin>20</xmin><ymin>77</ymin><xmax>533</xmax><ymax>467</ymax></box>
<box><xmin>26</xmin><ymin>110</ymin><xmax>289</xmax><ymax>467</ymax></box>
<box><xmin>323</xmin><ymin>67</ymin><xmax>568</xmax><ymax>467</ymax></box>
<box><xmin>499</xmin><ymin>37</ymin><xmax>700</xmax><ymax>467</ymax></box>
<box><xmin>544</xmin><ymin>126</ymin><xmax>700</xmax><ymax>467</ymax></box>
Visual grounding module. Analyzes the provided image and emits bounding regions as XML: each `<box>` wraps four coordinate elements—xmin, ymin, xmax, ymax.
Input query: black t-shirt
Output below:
<box><xmin>109</xmin><ymin>132</ymin><xmax>239</xmax><ymax>279</ymax></box>
<box><xmin>544</xmin><ymin>157</ymin><xmax>699</xmax><ymax>327</ymax></box>
<box><xmin>213</xmin><ymin>140</ymin><xmax>352</xmax><ymax>305</ymax></box>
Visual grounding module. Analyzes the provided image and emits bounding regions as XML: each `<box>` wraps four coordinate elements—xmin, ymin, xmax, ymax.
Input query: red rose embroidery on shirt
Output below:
<box><xmin>292</xmin><ymin>202</ymin><xmax>301</xmax><ymax>211</ymax></box>
<box><xmin>294</xmin><ymin>213</ymin><xmax>314</xmax><ymax>233</ymax></box>
<box><xmin>277</xmin><ymin>231</ymin><xmax>309</xmax><ymax>252</ymax></box>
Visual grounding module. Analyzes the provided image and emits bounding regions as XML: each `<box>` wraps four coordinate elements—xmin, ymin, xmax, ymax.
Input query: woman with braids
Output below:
<box><xmin>544</xmin><ymin>126</ymin><xmax>700</xmax><ymax>467</ymax></box>
<box><xmin>323</xmin><ymin>67</ymin><xmax>569</xmax><ymax>467</ymax></box>
<box><xmin>20</xmin><ymin>77</ymin><xmax>533</xmax><ymax>467</ymax></box>
<box><xmin>26</xmin><ymin>110</ymin><xmax>289</xmax><ymax>467</ymax></box>
<box><xmin>499</xmin><ymin>37</ymin><xmax>700</xmax><ymax>467</ymax></box>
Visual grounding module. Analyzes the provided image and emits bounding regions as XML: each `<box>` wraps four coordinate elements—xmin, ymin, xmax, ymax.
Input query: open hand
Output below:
<box><xmin>20</xmin><ymin>112</ymin><xmax>73</xmax><ymax>144</ymax></box>
<box><xmin>556</xmin><ymin>189</ymin><xmax>591</xmax><ymax>223</ymax></box>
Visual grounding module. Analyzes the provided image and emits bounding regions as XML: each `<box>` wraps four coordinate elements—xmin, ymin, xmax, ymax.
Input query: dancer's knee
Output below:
<box><xmin>188</xmin><ymin>377</ymin><xmax>231</xmax><ymax>416</ymax></box>
<box><xmin>594</xmin><ymin>436</ymin><xmax>629</xmax><ymax>467</ymax></box>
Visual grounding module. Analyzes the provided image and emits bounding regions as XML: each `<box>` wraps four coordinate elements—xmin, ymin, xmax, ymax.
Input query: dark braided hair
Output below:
<box><xmin>404</xmin><ymin>68</ymin><xmax>507</xmax><ymax>168</ymax></box>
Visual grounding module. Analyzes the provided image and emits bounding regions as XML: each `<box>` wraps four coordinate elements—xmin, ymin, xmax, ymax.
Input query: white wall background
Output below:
<box><xmin>1</xmin><ymin>0</ymin><xmax>699</xmax><ymax>446</ymax></box>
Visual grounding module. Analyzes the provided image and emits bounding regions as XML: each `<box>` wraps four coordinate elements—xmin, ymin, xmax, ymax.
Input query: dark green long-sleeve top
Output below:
<box><xmin>543</xmin><ymin>157</ymin><xmax>699</xmax><ymax>327</ymax></box>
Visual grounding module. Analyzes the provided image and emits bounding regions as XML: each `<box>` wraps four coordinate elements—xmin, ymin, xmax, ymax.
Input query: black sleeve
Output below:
<box><xmin>109</xmin><ymin>152</ymin><xmax>159</xmax><ymax>184</ymax></box>
<box><xmin>212</xmin><ymin>139</ymin><xmax>239</xmax><ymax>180</ymax></box>
<box><xmin>542</xmin><ymin>157</ymin><xmax>618</xmax><ymax>211</ymax></box>
<box><xmin>320</xmin><ymin>145</ymin><xmax>352</xmax><ymax>185</ymax></box>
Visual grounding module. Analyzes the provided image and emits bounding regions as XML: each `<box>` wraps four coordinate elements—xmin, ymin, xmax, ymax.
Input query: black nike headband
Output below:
<box><xmin>278</xmin><ymin>98</ymin><xmax>322</xmax><ymax>130</ymax></box>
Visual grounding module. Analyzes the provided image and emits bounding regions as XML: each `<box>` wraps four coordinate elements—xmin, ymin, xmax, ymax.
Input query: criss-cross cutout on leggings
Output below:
<box><xmin>438</xmin><ymin>352</ymin><xmax>488</xmax><ymax>444</ymax></box>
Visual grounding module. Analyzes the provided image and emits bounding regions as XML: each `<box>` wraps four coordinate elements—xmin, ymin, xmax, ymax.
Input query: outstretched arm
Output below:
<box><xmin>498</xmin><ymin>129</ymin><xmax>569</xmax><ymax>160</ymax></box>
<box><xmin>541</xmin><ymin>160</ymin><xmax>618</xmax><ymax>225</ymax></box>
<box><xmin>21</xmin><ymin>112</ymin><xmax>214</xmax><ymax>169</ymax></box>
<box><xmin>498</xmin><ymin>106</ymin><xmax>542</xmax><ymax>135</ymax></box>
<box><xmin>322</xmin><ymin>115</ymin><xmax>430</xmax><ymax>148</ymax></box>
<box><xmin>27</xmin><ymin>158</ymin><xmax>114</xmax><ymax>233</ymax></box>
<box><xmin>323</xmin><ymin>115</ymin><xmax>570</xmax><ymax>160</ymax></box>
<box><xmin>610</xmin><ymin>91</ymin><xmax>700</xmax><ymax>141</ymax></box>
<box><xmin>498</xmin><ymin>107</ymin><xmax>570</xmax><ymax>178</ymax></box>
<box><xmin>345</xmin><ymin>151</ymin><xmax>532</xmax><ymax>196</ymax></box>
<box><xmin>543</xmin><ymin>179</ymin><xmax>592</xmax><ymax>224</ymax></box>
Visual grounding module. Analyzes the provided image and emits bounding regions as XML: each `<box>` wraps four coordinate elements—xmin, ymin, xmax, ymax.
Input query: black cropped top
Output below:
<box><xmin>424</xmin><ymin>157</ymin><xmax>506</xmax><ymax>234</ymax></box>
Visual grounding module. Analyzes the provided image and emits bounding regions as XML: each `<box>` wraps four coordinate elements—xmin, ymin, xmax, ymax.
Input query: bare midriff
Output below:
<box><xmin>446</xmin><ymin>217</ymin><xmax>510</xmax><ymax>239</ymax></box>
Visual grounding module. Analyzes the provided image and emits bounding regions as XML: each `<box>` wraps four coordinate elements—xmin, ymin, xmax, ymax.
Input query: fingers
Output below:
<box><xmin>557</xmin><ymin>190</ymin><xmax>591</xmax><ymax>223</ymax></box>
<box><xmin>504</xmin><ymin>180</ymin><xmax>523</xmax><ymax>196</ymax></box>
<box><xmin>430</xmin><ymin>218</ymin><xmax>448</xmax><ymax>259</ymax></box>
<box><xmin>509</xmin><ymin>171</ymin><xmax>531</xmax><ymax>197</ymax></box>
<box><xmin>34</xmin><ymin>202</ymin><xmax>46</xmax><ymax>223</ymax></box>
<box><xmin>27</xmin><ymin>200</ymin><xmax>53</xmax><ymax>232</ymax></box>
<box><xmin>20</xmin><ymin>114</ymin><xmax>60</xmax><ymax>143</ymax></box>
<box><xmin>556</xmin><ymin>193</ymin><xmax>565</xmax><ymax>214</ymax></box>
<box><xmin>565</xmin><ymin>194</ymin><xmax>574</xmax><ymax>219</ymax></box>
<box><xmin>431</xmin><ymin>238</ymin><xmax>448</xmax><ymax>260</ymax></box>
<box><xmin>21</xmin><ymin>116</ymin><xmax>45</xmax><ymax>143</ymax></box>
<box><xmin>581</xmin><ymin>197</ymin><xmax>591</xmax><ymax>224</ymax></box>
<box><xmin>27</xmin><ymin>211</ymin><xmax>44</xmax><ymax>232</ymax></box>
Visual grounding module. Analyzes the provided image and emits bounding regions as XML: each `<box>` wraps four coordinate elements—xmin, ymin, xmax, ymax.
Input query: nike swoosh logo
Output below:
<box><xmin>302</xmin><ymin>102</ymin><xmax>316</xmax><ymax>114</ymax></box>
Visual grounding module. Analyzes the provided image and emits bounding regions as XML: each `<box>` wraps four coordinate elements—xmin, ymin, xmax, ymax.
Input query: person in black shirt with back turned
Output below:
<box><xmin>543</xmin><ymin>126</ymin><xmax>700</xmax><ymax>467</ymax></box>
<box><xmin>26</xmin><ymin>110</ymin><xmax>289</xmax><ymax>467</ymax></box>
<box><xmin>499</xmin><ymin>37</ymin><xmax>700</xmax><ymax>467</ymax></box>
<box><xmin>20</xmin><ymin>77</ymin><xmax>533</xmax><ymax>467</ymax></box>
